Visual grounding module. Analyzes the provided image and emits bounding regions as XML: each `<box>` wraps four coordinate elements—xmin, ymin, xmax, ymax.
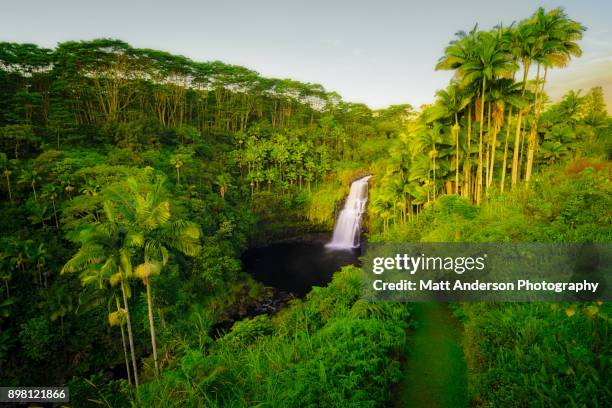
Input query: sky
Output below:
<box><xmin>1</xmin><ymin>0</ymin><xmax>611</xmax><ymax>109</ymax></box>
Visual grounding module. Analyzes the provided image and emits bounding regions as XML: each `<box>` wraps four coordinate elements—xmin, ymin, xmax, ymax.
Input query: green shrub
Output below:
<box><xmin>18</xmin><ymin>316</ymin><xmax>58</xmax><ymax>361</ymax></box>
<box><xmin>218</xmin><ymin>315</ymin><xmax>274</xmax><ymax>350</ymax></box>
<box><xmin>460</xmin><ymin>302</ymin><xmax>611</xmax><ymax>407</ymax></box>
<box><xmin>137</xmin><ymin>266</ymin><xmax>413</xmax><ymax>407</ymax></box>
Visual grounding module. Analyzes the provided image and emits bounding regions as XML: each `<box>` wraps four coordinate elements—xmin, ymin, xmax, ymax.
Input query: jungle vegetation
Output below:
<box><xmin>0</xmin><ymin>6</ymin><xmax>610</xmax><ymax>407</ymax></box>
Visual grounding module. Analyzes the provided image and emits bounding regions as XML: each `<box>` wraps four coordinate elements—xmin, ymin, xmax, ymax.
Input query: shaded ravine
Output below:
<box><xmin>395</xmin><ymin>303</ymin><xmax>468</xmax><ymax>408</ymax></box>
<box><xmin>242</xmin><ymin>175</ymin><xmax>371</xmax><ymax>296</ymax></box>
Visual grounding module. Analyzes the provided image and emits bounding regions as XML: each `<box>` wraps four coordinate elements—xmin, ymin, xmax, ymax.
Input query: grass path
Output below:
<box><xmin>394</xmin><ymin>303</ymin><xmax>468</xmax><ymax>408</ymax></box>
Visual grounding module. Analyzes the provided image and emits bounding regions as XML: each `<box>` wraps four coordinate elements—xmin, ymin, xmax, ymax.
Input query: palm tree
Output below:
<box><xmin>47</xmin><ymin>283</ymin><xmax>73</xmax><ymax>338</ymax></box>
<box><xmin>0</xmin><ymin>249</ymin><xmax>11</xmax><ymax>297</ymax></box>
<box><xmin>41</xmin><ymin>184</ymin><xmax>61</xmax><ymax>232</ymax></box>
<box><xmin>457</xmin><ymin>31</ymin><xmax>517</xmax><ymax>203</ymax></box>
<box><xmin>524</xmin><ymin>7</ymin><xmax>584</xmax><ymax>183</ymax></box>
<box><xmin>437</xmin><ymin>27</ymin><xmax>517</xmax><ymax>202</ymax></box>
<box><xmin>499</xmin><ymin>89</ymin><xmax>529</xmax><ymax>192</ymax></box>
<box><xmin>511</xmin><ymin>20</ymin><xmax>538</xmax><ymax>95</ymax></box>
<box><xmin>108</xmin><ymin>176</ymin><xmax>201</xmax><ymax>377</ymax></box>
<box><xmin>558</xmin><ymin>90</ymin><xmax>585</xmax><ymax>129</ymax></box>
<box><xmin>2</xmin><ymin>168</ymin><xmax>12</xmax><ymax>203</ymax></box>
<box><xmin>486</xmin><ymin>79</ymin><xmax>525</xmax><ymax>188</ymax></box>
<box><xmin>436</xmin><ymin>26</ymin><xmax>479</xmax><ymax>201</ymax></box>
<box><xmin>508</xmin><ymin>19</ymin><xmax>538</xmax><ymax>187</ymax></box>
<box><xmin>28</xmin><ymin>243</ymin><xmax>48</xmax><ymax>288</ymax></box>
<box><xmin>435</xmin><ymin>25</ymin><xmax>480</xmax><ymax>74</ymax></box>
<box><xmin>80</xmin><ymin>180</ymin><xmax>100</xmax><ymax>197</ymax></box>
<box><xmin>371</xmin><ymin>194</ymin><xmax>394</xmax><ymax>232</ymax></box>
<box><xmin>461</xmin><ymin>86</ymin><xmax>479</xmax><ymax>200</ymax></box>
<box><xmin>169</xmin><ymin>155</ymin><xmax>184</xmax><ymax>185</ymax></box>
<box><xmin>0</xmin><ymin>153</ymin><xmax>13</xmax><ymax>203</ymax></box>
<box><xmin>108</xmin><ymin>295</ymin><xmax>133</xmax><ymax>386</ymax></box>
<box><xmin>432</xmin><ymin>83</ymin><xmax>471</xmax><ymax>194</ymax></box>
<box><xmin>511</xmin><ymin>99</ymin><xmax>530</xmax><ymax>188</ymax></box>
<box><xmin>62</xmin><ymin>207</ymin><xmax>140</xmax><ymax>387</ymax></box>
<box><xmin>18</xmin><ymin>169</ymin><xmax>40</xmax><ymax>201</ymax></box>
<box><xmin>214</xmin><ymin>174</ymin><xmax>232</xmax><ymax>199</ymax></box>
<box><xmin>415</xmin><ymin>121</ymin><xmax>446</xmax><ymax>201</ymax></box>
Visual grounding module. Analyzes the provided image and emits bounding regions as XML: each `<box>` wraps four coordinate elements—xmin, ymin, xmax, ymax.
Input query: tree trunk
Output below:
<box><xmin>512</xmin><ymin>58</ymin><xmax>530</xmax><ymax>185</ymax></box>
<box><xmin>454</xmin><ymin>113</ymin><xmax>460</xmax><ymax>195</ymax></box>
<box><xmin>146</xmin><ymin>282</ymin><xmax>159</xmax><ymax>377</ymax></box>
<box><xmin>485</xmin><ymin>102</ymin><xmax>492</xmax><ymax>192</ymax></box>
<box><xmin>476</xmin><ymin>78</ymin><xmax>486</xmax><ymax>205</ymax></box>
<box><xmin>4</xmin><ymin>173</ymin><xmax>12</xmax><ymax>202</ymax></box>
<box><xmin>115</xmin><ymin>297</ymin><xmax>132</xmax><ymax>386</ymax></box>
<box><xmin>120</xmin><ymin>324</ymin><xmax>132</xmax><ymax>386</ymax></box>
<box><xmin>511</xmin><ymin>110</ymin><xmax>523</xmax><ymax>187</ymax></box>
<box><xmin>52</xmin><ymin>199</ymin><xmax>60</xmax><ymax>232</ymax></box>
<box><xmin>525</xmin><ymin>64</ymin><xmax>542</xmax><ymax>184</ymax></box>
<box><xmin>432</xmin><ymin>154</ymin><xmax>436</xmax><ymax>201</ymax></box>
<box><xmin>464</xmin><ymin>104</ymin><xmax>472</xmax><ymax>199</ymax></box>
<box><xmin>521</xmin><ymin>59</ymin><xmax>530</xmax><ymax>94</ymax></box>
<box><xmin>518</xmin><ymin>125</ymin><xmax>526</xmax><ymax>179</ymax></box>
<box><xmin>121</xmin><ymin>280</ymin><xmax>139</xmax><ymax>387</ymax></box>
<box><xmin>500</xmin><ymin>106</ymin><xmax>513</xmax><ymax>192</ymax></box>
<box><xmin>525</xmin><ymin>126</ymin><xmax>536</xmax><ymax>183</ymax></box>
<box><xmin>487</xmin><ymin>110</ymin><xmax>503</xmax><ymax>188</ymax></box>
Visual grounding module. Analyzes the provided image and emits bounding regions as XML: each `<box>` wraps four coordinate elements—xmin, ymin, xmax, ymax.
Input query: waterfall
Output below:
<box><xmin>326</xmin><ymin>175</ymin><xmax>372</xmax><ymax>250</ymax></box>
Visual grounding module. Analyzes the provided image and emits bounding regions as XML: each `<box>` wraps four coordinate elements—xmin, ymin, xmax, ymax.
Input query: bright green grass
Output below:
<box><xmin>395</xmin><ymin>303</ymin><xmax>468</xmax><ymax>408</ymax></box>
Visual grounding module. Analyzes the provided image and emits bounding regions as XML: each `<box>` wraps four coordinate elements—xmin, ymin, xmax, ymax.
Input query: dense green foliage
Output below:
<box><xmin>370</xmin><ymin>158</ymin><xmax>610</xmax><ymax>243</ymax></box>
<box><xmin>137</xmin><ymin>266</ymin><xmax>412</xmax><ymax>407</ymax></box>
<box><xmin>371</xmin><ymin>161</ymin><xmax>611</xmax><ymax>406</ymax></box>
<box><xmin>0</xmin><ymin>32</ymin><xmax>401</xmax><ymax>406</ymax></box>
<box><xmin>458</xmin><ymin>301</ymin><xmax>610</xmax><ymax>407</ymax></box>
<box><xmin>0</xmin><ymin>5</ymin><xmax>610</xmax><ymax>408</ymax></box>
<box><xmin>362</xmin><ymin>9</ymin><xmax>610</xmax><ymax>407</ymax></box>
<box><xmin>368</xmin><ymin>8</ymin><xmax>609</xmax><ymax>233</ymax></box>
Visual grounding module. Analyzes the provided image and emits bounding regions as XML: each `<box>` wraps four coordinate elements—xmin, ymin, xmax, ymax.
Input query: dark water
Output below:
<box><xmin>242</xmin><ymin>240</ymin><xmax>360</xmax><ymax>296</ymax></box>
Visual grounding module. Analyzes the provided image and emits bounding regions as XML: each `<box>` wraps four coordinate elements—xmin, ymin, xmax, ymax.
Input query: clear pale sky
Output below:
<box><xmin>1</xmin><ymin>0</ymin><xmax>610</xmax><ymax>109</ymax></box>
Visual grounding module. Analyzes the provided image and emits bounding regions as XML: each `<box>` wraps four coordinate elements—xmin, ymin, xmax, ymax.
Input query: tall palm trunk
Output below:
<box><xmin>511</xmin><ymin>109</ymin><xmax>524</xmax><ymax>187</ymax></box>
<box><xmin>484</xmin><ymin>102</ymin><xmax>492</xmax><ymax>193</ymax></box>
<box><xmin>487</xmin><ymin>109</ymin><xmax>503</xmax><ymax>188</ymax></box>
<box><xmin>116</xmin><ymin>296</ymin><xmax>132</xmax><ymax>386</ymax></box>
<box><xmin>432</xmin><ymin>152</ymin><xmax>436</xmax><ymax>201</ymax></box>
<box><xmin>145</xmin><ymin>280</ymin><xmax>159</xmax><ymax>377</ymax></box>
<box><xmin>500</xmin><ymin>106</ymin><xmax>513</xmax><ymax>192</ymax></box>
<box><xmin>525</xmin><ymin>64</ymin><xmax>542</xmax><ymax>183</ymax></box>
<box><xmin>476</xmin><ymin>78</ymin><xmax>486</xmax><ymax>205</ymax></box>
<box><xmin>454</xmin><ymin>113</ymin><xmax>460</xmax><ymax>194</ymax></box>
<box><xmin>4</xmin><ymin>172</ymin><xmax>12</xmax><ymax>202</ymax></box>
<box><xmin>121</xmin><ymin>280</ymin><xmax>139</xmax><ymax>387</ymax></box>
<box><xmin>515</xmin><ymin>59</ymin><xmax>530</xmax><ymax>184</ymax></box>
<box><xmin>521</xmin><ymin>59</ymin><xmax>531</xmax><ymax>94</ymax></box>
<box><xmin>52</xmin><ymin>199</ymin><xmax>60</xmax><ymax>232</ymax></box>
<box><xmin>463</xmin><ymin>104</ymin><xmax>472</xmax><ymax>199</ymax></box>
<box><xmin>518</xmin><ymin>125</ymin><xmax>527</xmax><ymax>179</ymax></box>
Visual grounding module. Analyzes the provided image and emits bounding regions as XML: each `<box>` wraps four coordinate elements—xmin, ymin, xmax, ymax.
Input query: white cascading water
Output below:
<box><xmin>326</xmin><ymin>175</ymin><xmax>372</xmax><ymax>250</ymax></box>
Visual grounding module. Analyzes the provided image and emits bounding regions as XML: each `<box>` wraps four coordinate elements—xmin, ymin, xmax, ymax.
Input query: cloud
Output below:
<box><xmin>546</xmin><ymin>54</ymin><xmax>612</xmax><ymax>111</ymax></box>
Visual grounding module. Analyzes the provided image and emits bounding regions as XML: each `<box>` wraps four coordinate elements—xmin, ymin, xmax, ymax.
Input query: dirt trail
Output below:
<box><xmin>394</xmin><ymin>303</ymin><xmax>468</xmax><ymax>408</ymax></box>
